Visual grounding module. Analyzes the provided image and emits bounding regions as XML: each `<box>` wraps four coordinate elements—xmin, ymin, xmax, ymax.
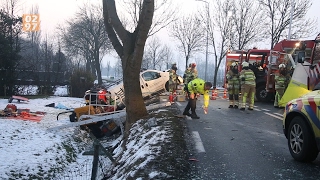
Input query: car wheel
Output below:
<box><xmin>165</xmin><ymin>81</ymin><xmax>169</xmax><ymax>91</ymax></box>
<box><xmin>287</xmin><ymin>116</ymin><xmax>319</xmax><ymax>162</ymax></box>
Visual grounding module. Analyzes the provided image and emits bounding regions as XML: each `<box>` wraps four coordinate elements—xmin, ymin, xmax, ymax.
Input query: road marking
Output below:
<box><xmin>261</xmin><ymin>108</ymin><xmax>270</xmax><ymax>112</ymax></box>
<box><xmin>192</xmin><ymin>131</ymin><xmax>206</xmax><ymax>153</ymax></box>
<box><xmin>264</xmin><ymin>112</ymin><xmax>282</xmax><ymax>120</ymax></box>
<box><xmin>254</xmin><ymin>108</ymin><xmax>261</xmax><ymax>111</ymax></box>
<box><xmin>175</xmin><ymin>102</ymin><xmax>182</xmax><ymax>106</ymax></box>
<box><xmin>274</xmin><ymin>112</ymin><xmax>283</xmax><ymax>117</ymax></box>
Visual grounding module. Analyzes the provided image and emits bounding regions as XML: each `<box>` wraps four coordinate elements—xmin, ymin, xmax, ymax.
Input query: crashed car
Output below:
<box><xmin>85</xmin><ymin>69</ymin><xmax>183</xmax><ymax>106</ymax></box>
<box><xmin>283</xmin><ymin>90</ymin><xmax>320</xmax><ymax>162</ymax></box>
<box><xmin>79</xmin><ymin>69</ymin><xmax>183</xmax><ymax>138</ymax></box>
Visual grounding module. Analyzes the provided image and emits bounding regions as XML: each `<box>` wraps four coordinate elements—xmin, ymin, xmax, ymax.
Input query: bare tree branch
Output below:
<box><xmin>258</xmin><ymin>0</ymin><xmax>316</xmax><ymax>48</ymax></box>
<box><xmin>170</xmin><ymin>15</ymin><xmax>205</xmax><ymax>69</ymax></box>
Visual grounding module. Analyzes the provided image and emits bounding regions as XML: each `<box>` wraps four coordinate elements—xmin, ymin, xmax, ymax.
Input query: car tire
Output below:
<box><xmin>287</xmin><ymin>116</ymin><xmax>319</xmax><ymax>162</ymax></box>
<box><xmin>165</xmin><ymin>81</ymin><xmax>169</xmax><ymax>91</ymax></box>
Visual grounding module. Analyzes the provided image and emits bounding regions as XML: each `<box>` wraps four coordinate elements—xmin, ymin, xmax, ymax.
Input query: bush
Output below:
<box><xmin>70</xmin><ymin>69</ymin><xmax>94</xmax><ymax>97</ymax></box>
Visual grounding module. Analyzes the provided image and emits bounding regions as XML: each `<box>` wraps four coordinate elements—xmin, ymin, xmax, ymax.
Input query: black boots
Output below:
<box><xmin>183</xmin><ymin>111</ymin><xmax>191</xmax><ymax>116</ymax></box>
<box><xmin>191</xmin><ymin>113</ymin><xmax>200</xmax><ymax>119</ymax></box>
<box><xmin>190</xmin><ymin>99</ymin><xmax>200</xmax><ymax>119</ymax></box>
<box><xmin>183</xmin><ymin>100</ymin><xmax>191</xmax><ymax>116</ymax></box>
<box><xmin>183</xmin><ymin>99</ymin><xmax>199</xmax><ymax>119</ymax></box>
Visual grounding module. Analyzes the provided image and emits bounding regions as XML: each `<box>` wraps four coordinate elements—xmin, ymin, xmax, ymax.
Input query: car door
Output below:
<box><xmin>140</xmin><ymin>71</ymin><xmax>163</xmax><ymax>97</ymax></box>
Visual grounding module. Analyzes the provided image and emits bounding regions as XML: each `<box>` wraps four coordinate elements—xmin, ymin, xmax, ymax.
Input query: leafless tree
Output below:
<box><xmin>143</xmin><ymin>36</ymin><xmax>169</xmax><ymax>70</ymax></box>
<box><xmin>196</xmin><ymin>0</ymin><xmax>232</xmax><ymax>87</ymax></box>
<box><xmin>60</xmin><ymin>3</ymin><xmax>111</xmax><ymax>84</ymax></box>
<box><xmin>161</xmin><ymin>45</ymin><xmax>174</xmax><ymax>70</ymax></box>
<box><xmin>258</xmin><ymin>0</ymin><xmax>317</xmax><ymax>48</ymax></box>
<box><xmin>118</xmin><ymin>0</ymin><xmax>178</xmax><ymax>36</ymax></box>
<box><xmin>102</xmin><ymin>0</ymin><xmax>154</xmax><ymax>142</ymax></box>
<box><xmin>230</xmin><ymin>0</ymin><xmax>266</xmax><ymax>50</ymax></box>
<box><xmin>170</xmin><ymin>15</ymin><xmax>205</xmax><ymax>69</ymax></box>
<box><xmin>19</xmin><ymin>5</ymin><xmax>42</xmax><ymax>70</ymax></box>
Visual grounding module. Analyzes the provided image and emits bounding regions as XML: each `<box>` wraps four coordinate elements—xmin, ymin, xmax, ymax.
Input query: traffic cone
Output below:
<box><xmin>215</xmin><ymin>89</ymin><xmax>219</xmax><ymax>97</ymax></box>
<box><xmin>211</xmin><ymin>89</ymin><xmax>216</xmax><ymax>100</ymax></box>
<box><xmin>223</xmin><ymin>89</ymin><xmax>227</xmax><ymax>99</ymax></box>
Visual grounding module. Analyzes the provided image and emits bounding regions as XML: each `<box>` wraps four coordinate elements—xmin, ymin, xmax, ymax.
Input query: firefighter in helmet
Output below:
<box><xmin>274</xmin><ymin>63</ymin><xmax>288</xmax><ymax>108</ymax></box>
<box><xmin>183</xmin><ymin>78</ymin><xmax>212</xmax><ymax>119</ymax></box>
<box><xmin>226</xmin><ymin>62</ymin><xmax>240</xmax><ymax>108</ymax></box>
<box><xmin>239</xmin><ymin>61</ymin><xmax>256</xmax><ymax>110</ymax></box>
<box><xmin>169</xmin><ymin>62</ymin><xmax>178</xmax><ymax>93</ymax></box>
<box><xmin>183</xmin><ymin>63</ymin><xmax>198</xmax><ymax>92</ymax></box>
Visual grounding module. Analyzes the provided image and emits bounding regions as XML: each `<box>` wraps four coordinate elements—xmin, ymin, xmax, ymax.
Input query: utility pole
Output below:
<box><xmin>288</xmin><ymin>0</ymin><xmax>294</xmax><ymax>39</ymax></box>
<box><xmin>196</xmin><ymin>0</ymin><xmax>209</xmax><ymax>81</ymax></box>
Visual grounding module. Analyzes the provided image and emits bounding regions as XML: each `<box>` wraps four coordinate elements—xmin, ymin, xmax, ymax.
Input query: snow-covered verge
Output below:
<box><xmin>104</xmin><ymin>105</ymin><xmax>195</xmax><ymax>179</ymax></box>
<box><xmin>0</xmin><ymin>93</ymin><xmax>194</xmax><ymax>179</ymax></box>
<box><xmin>0</xmin><ymin>96</ymin><xmax>93</xmax><ymax>179</ymax></box>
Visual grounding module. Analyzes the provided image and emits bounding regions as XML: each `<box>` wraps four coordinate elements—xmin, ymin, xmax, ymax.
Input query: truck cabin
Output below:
<box><xmin>296</xmin><ymin>36</ymin><xmax>320</xmax><ymax>90</ymax></box>
<box><xmin>245</xmin><ymin>49</ymin><xmax>270</xmax><ymax>76</ymax></box>
<box><xmin>274</xmin><ymin>39</ymin><xmax>315</xmax><ymax>64</ymax></box>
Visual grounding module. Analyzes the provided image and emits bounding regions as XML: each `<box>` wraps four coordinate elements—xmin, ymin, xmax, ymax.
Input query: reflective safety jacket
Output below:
<box><xmin>169</xmin><ymin>69</ymin><xmax>177</xmax><ymax>83</ymax></box>
<box><xmin>275</xmin><ymin>73</ymin><xmax>287</xmax><ymax>90</ymax></box>
<box><xmin>188</xmin><ymin>78</ymin><xmax>210</xmax><ymax>107</ymax></box>
<box><xmin>184</xmin><ymin>68</ymin><xmax>198</xmax><ymax>85</ymax></box>
<box><xmin>240</xmin><ymin>69</ymin><xmax>256</xmax><ymax>86</ymax></box>
<box><xmin>226</xmin><ymin>70</ymin><xmax>240</xmax><ymax>87</ymax></box>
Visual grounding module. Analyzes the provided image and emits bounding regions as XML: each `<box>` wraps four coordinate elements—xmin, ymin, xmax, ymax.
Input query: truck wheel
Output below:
<box><xmin>256</xmin><ymin>86</ymin><xmax>270</xmax><ymax>102</ymax></box>
<box><xmin>287</xmin><ymin>116</ymin><xmax>319</xmax><ymax>162</ymax></box>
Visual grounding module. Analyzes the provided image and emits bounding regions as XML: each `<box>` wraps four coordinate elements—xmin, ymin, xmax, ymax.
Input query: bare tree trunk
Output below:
<box><xmin>103</xmin><ymin>0</ymin><xmax>154</xmax><ymax>145</ymax></box>
<box><xmin>94</xmin><ymin>49</ymin><xmax>102</xmax><ymax>85</ymax></box>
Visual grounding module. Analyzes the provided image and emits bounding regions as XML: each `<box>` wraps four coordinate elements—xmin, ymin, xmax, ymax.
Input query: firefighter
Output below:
<box><xmin>183</xmin><ymin>63</ymin><xmax>198</xmax><ymax>92</ymax></box>
<box><xmin>274</xmin><ymin>63</ymin><xmax>288</xmax><ymax>108</ymax></box>
<box><xmin>239</xmin><ymin>61</ymin><xmax>256</xmax><ymax>110</ymax></box>
<box><xmin>226</xmin><ymin>62</ymin><xmax>240</xmax><ymax>108</ymax></box>
<box><xmin>169</xmin><ymin>62</ymin><xmax>178</xmax><ymax>93</ymax></box>
<box><xmin>183</xmin><ymin>78</ymin><xmax>212</xmax><ymax>119</ymax></box>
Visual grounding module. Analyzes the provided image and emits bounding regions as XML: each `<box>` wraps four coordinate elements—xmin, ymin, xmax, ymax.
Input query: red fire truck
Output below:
<box><xmin>224</xmin><ymin>38</ymin><xmax>316</xmax><ymax>102</ymax></box>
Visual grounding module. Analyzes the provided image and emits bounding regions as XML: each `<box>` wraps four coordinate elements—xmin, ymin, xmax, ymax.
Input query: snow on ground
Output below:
<box><xmin>0</xmin><ymin>95</ymin><xmax>91</xmax><ymax>179</ymax></box>
<box><xmin>0</xmin><ymin>86</ymin><xmax>172</xmax><ymax>179</ymax></box>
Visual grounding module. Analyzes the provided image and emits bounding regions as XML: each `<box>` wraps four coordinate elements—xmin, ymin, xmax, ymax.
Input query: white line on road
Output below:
<box><xmin>264</xmin><ymin>112</ymin><xmax>282</xmax><ymax>120</ymax></box>
<box><xmin>175</xmin><ymin>102</ymin><xmax>182</xmax><ymax>106</ymax></box>
<box><xmin>273</xmin><ymin>112</ymin><xmax>283</xmax><ymax>117</ymax></box>
<box><xmin>261</xmin><ymin>108</ymin><xmax>270</xmax><ymax>112</ymax></box>
<box><xmin>192</xmin><ymin>131</ymin><xmax>206</xmax><ymax>153</ymax></box>
<box><xmin>254</xmin><ymin>108</ymin><xmax>261</xmax><ymax>111</ymax></box>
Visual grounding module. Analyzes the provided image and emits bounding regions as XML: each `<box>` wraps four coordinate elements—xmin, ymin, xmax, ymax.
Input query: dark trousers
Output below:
<box><xmin>184</xmin><ymin>89</ymin><xmax>197</xmax><ymax>115</ymax></box>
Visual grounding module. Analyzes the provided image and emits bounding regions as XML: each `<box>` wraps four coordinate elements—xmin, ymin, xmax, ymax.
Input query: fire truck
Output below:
<box><xmin>224</xmin><ymin>37</ymin><xmax>318</xmax><ymax>102</ymax></box>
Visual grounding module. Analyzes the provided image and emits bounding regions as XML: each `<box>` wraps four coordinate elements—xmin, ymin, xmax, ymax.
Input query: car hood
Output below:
<box><xmin>288</xmin><ymin>90</ymin><xmax>320</xmax><ymax>104</ymax></box>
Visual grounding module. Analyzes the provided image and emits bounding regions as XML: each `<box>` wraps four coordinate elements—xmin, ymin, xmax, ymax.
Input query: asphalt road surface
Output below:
<box><xmin>175</xmin><ymin>96</ymin><xmax>320</xmax><ymax>180</ymax></box>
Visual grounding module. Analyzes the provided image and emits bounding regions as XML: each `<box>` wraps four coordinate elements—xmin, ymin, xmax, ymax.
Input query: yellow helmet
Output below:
<box><xmin>241</xmin><ymin>61</ymin><xmax>249</xmax><ymax>67</ymax></box>
<box><xmin>231</xmin><ymin>62</ymin><xmax>237</xmax><ymax>67</ymax></box>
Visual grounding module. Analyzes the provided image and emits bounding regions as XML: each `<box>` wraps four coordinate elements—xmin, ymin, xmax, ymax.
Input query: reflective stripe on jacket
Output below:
<box><xmin>188</xmin><ymin>78</ymin><xmax>210</xmax><ymax>107</ymax></box>
<box><xmin>184</xmin><ymin>68</ymin><xmax>198</xmax><ymax>85</ymax></box>
<box><xmin>240</xmin><ymin>69</ymin><xmax>256</xmax><ymax>86</ymax></box>
<box><xmin>169</xmin><ymin>69</ymin><xmax>177</xmax><ymax>83</ymax></box>
<box><xmin>226</xmin><ymin>70</ymin><xmax>240</xmax><ymax>85</ymax></box>
<box><xmin>275</xmin><ymin>73</ymin><xmax>287</xmax><ymax>89</ymax></box>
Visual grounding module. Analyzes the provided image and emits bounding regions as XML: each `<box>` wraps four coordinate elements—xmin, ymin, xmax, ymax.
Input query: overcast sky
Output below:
<box><xmin>11</xmin><ymin>0</ymin><xmax>320</xmax><ymax>68</ymax></box>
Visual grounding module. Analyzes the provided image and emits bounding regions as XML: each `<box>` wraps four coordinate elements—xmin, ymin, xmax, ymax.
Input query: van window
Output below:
<box><xmin>142</xmin><ymin>72</ymin><xmax>159</xmax><ymax>81</ymax></box>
